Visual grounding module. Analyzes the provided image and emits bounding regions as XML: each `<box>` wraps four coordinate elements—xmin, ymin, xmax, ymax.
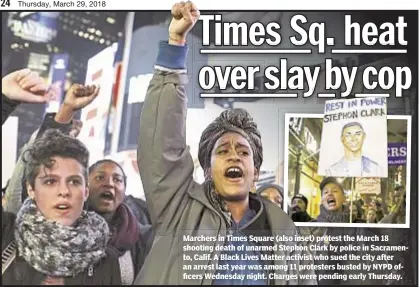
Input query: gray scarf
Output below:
<box><xmin>15</xmin><ymin>198</ymin><xmax>110</xmax><ymax>277</ymax></box>
<box><xmin>316</xmin><ymin>204</ymin><xmax>350</xmax><ymax>223</ymax></box>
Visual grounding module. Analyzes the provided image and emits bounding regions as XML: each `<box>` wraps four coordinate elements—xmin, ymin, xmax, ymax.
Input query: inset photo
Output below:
<box><xmin>284</xmin><ymin>114</ymin><xmax>411</xmax><ymax>228</ymax></box>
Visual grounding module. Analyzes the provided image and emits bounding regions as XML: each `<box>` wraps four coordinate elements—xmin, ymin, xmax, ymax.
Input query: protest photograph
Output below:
<box><xmin>284</xmin><ymin>114</ymin><xmax>410</xmax><ymax>227</ymax></box>
<box><xmin>1</xmin><ymin>2</ymin><xmax>418</xmax><ymax>286</ymax></box>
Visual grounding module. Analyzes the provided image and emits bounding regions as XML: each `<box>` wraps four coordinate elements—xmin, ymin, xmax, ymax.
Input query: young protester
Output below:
<box><xmin>133</xmin><ymin>2</ymin><xmax>316</xmax><ymax>285</ymax></box>
<box><xmin>1</xmin><ymin>69</ymin><xmax>121</xmax><ymax>285</ymax></box>
<box><xmin>3</xmin><ymin>77</ymin><xmax>100</xmax><ymax>214</ymax></box>
<box><xmin>88</xmin><ymin>159</ymin><xmax>153</xmax><ymax>284</ymax></box>
<box><xmin>4</xmin><ymin>118</ymin><xmax>83</xmax><ymax>214</ymax></box>
<box><xmin>312</xmin><ymin>177</ymin><xmax>348</xmax><ymax>223</ymax></box>
<box><xmin>2</xmin><ymin>69</ymin><xmax>152</xmax><ymax>284</ymax></box>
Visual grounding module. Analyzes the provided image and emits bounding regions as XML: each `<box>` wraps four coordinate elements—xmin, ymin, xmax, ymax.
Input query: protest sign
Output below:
<box><xmin>317</xmin><ymin>97</ymin><xmax>388</xmax><ymax>177</ymax></box>
<box><xmin>355</xmin><ymin>178</ymin><xmax>381</xmax><ymax>195</ymax></box>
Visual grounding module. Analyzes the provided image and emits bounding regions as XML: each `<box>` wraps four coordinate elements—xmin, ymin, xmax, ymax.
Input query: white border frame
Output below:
<box><xmin>7</xmin><ymin>1</ymin><xmax>419</xmax><ymax>10</ymax></box>
<box><xmin>284</xmin><ymin>113</ymin><xmax>411</xmax><ymax>229</ymax></box>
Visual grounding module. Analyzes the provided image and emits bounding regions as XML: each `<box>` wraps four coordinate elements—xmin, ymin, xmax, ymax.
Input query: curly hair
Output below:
<box><xmin>23</xmin><ymin>129</ymin><xmax>89</xmax><ymax>189</ymax></box>
<box><xmin>198</xmin><ymin>108</ymin><xmax>263</xmax><ymax>175</ymax></box>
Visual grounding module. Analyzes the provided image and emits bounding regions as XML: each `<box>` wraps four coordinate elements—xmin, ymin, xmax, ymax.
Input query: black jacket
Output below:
<box><xmin>290</xmin><ymin>210</ymin><xmax>313</xmax><ymax>222</ymax></box>
<box><xmin>2</xmin><ymin>245</ymin><xmax>121</xmax><ymax>285</ymax></box>
<box><xmin>124</xmin><ymin>195</ymin><xmax>152</xmax><ymax>226</ymax></box>
<box><xmin>2</xmin><ymin>207</ymin><xmax>16</xmax><ymax>250</ymax></box>
<box><xmin>2</xmin><ymin>95</ymin><xmax>19</xmax><ymax>125</ymax></box>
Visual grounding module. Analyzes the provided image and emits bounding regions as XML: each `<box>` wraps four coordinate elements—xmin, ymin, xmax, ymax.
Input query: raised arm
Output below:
<box><xmin>4</xmin><ymin>128</ymin><xmax>39</xmax><ymax>214</ymax></box>
<box><xmin>137</xmin><ymin>2</ymin><xmax>200</xmax><ymax>228</ymax></box>
<box><xmin>2</xmin><ymin>68</ymin><xmax>49</xmax><ymax>237</ymax></box>
<box><xmin>4</xmin><ymin>84</ymin><xmax>96</xmax><ymax>213</ymax></box>
<box><xmin>2</xmin><ymin>69</ymin><xmax>51</xmax><ymax>125</ymax></box>
<box><xmin>2</xmin><ymin>69</ymin><xmax>49</xmax><ymax>212</ymax></box>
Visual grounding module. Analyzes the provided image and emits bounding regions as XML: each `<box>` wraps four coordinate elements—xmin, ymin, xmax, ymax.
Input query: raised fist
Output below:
<box><xmin>55</xmin><ymin>84</ymin><xmax>100</xmax><ymax>124</ymax></box>
<box><xmin>169</xmin><ymin>1</ymin><xmax>200</xmax><ymax>44</ymax></box>
<box><xmin>62</xmin><ymin>83</ymin><xmax>100</xmax><ymax>112</ymax></box>
<box><xmin>2</xmin><ymin>69</ymin><xmax>51</xmax><ymax>103</ymax></box>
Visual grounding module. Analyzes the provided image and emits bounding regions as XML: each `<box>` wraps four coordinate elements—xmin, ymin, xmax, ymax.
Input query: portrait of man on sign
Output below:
<box><xmin>326</xmin><ymin>122</ymin><xmax>381</xmax><ymax>177</ymax></box>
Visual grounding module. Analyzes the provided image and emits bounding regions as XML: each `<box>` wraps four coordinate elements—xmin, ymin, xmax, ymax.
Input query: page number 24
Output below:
<box><xmin>1</xmin><ymin>0</ymin><xmax>10</xmax><ymax>7</ymax></box>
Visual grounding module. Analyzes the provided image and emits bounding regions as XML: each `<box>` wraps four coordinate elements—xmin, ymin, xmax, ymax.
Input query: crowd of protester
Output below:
<box><xmin>255</xmin><ymin>179</ymin><xmax>405</xmax><ymax>225</ymax></box>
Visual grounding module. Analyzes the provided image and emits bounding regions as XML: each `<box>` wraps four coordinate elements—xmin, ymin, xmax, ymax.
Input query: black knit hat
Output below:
<box><xmin>291</xmin><ymin>194</ymin><xmax>308</xmax><ymax>207</ymax></box>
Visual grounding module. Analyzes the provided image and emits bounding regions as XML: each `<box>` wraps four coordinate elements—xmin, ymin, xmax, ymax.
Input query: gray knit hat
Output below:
<box><xmin>198</xmin><ymin>108</ymin><xmax>263</xmax><ymax>176</ymax></box>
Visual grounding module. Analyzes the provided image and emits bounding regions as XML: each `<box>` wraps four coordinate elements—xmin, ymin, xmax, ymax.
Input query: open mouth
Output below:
<box><xmin>100</xmin><ymin>191</ymin><xmax>114</xmax><ymax>201</ymax></box>
<box><xmin>326</xmin><ymin>197</ymin><xmax>337</xmax><ymax>206</ymax></box>
<box><xmin>224</xmin><ymin>167</ymin><xmax>243</xmax><ymax>179</ymax></box>
<box><xmin>54</xmin><ymin>203</ymin><xmax>71</xmax><ymax>211</ymax></box>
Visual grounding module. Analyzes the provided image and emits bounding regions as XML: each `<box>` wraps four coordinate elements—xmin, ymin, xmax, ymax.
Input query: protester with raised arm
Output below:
<box><xmin>3</xmin><ymin>69</ymin><xmax>152</xmax><ymax>283</ymax></box>
<box><xmin>4</xmin><ymin>81</ymin><xmax>98</xmax><ymax>214</ymax></box>
<box><xmin>134</xmin><ymin>2</ymin><xmax>316</xmax><ymax>285</ymax></box>
<box><xmin>1</xmin><ymin>69</ymin><xmax>121</xmax><ymax>285</ymax></box>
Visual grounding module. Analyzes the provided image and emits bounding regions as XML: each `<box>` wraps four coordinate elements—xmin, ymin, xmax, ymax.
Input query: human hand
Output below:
<box><xmin>55</xmin><ymin>84</ymin><xmax>100</xmax><ymax>124</ymax></box>
<box><xmin>2</xmin><ymin>69</ymin><xmax>50</xmax><ymax>103</ymax></box>
<box><xmin>168</xmin><ymin>1</ymin><xmax>200</xmax><ymax>45</ymax></box>
<box><xmin>62</xmin><ymin>84</ymin><xmax>100</xmax><ymax>111</ymax></box>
